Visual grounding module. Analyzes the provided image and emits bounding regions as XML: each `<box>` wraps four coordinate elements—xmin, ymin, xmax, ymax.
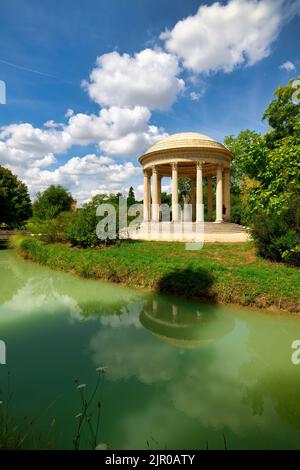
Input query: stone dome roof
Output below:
<box><xmin>140</xmin><ymin>132</ymin><xmax>232</xmax><ymax>163</ymax></box>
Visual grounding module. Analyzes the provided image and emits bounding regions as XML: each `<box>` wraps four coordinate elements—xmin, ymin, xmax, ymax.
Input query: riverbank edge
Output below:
<box><xmin>12</xmin><ymin>235</ymin><xmax>300</xmax><ymax>314</ymax></box>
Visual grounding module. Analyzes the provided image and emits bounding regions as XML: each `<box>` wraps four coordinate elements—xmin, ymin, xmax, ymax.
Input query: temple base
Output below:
<box><xmin>127</xmin><ymin>222</ymin><xmax>250</xmax><ymax>243</ymax></box>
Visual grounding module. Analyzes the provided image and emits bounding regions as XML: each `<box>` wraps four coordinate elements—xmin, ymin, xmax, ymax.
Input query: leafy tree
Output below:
<box><xmin>224</xmin><ymin>82</ymin><xmax>300</xmax><ymax>224</ymax></box>
<box><xmin>247</xmin><ymin>122</ymin><xmax>300</xmax><ymax>214</ymax></box>
<box><xmin>0</xmin><ymin>166</ymin><xmax>32</xmax><ymax>228</ymax></box>
<box><xmin>66</xmin><ymin>194</ymin><xmax>120</xmax><ymax>248</ymax></box>
<box><xmin>263</xmin><ymin>76</ymin><xmax>300</xmax><ymax>148</ymax></box>
<box><xmin>224</xmin><ymin>130</ymin><xmax>267</xmax><ymax>192</ymax></box>
<box><xmin>33</xmin><ymin>185</ymin><xmax>74</xmax><ymax>220</ymax></box>
<box><xmin>224</xmin><ymin>78</ymin><xmax>300</xmax><ymax>263</ymax></box>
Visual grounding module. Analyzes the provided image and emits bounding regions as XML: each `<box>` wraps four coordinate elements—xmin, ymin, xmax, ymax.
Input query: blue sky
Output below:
<box><xmin>0</xmin><ymin>0</ymin><xmax>299</xmax><ymax>202</ymax></box>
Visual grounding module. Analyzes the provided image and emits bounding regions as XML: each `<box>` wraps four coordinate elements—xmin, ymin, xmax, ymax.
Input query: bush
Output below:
<box><xmin>66</xmin><ymin>205</ymin><xmax>100</xmax><ymax>248</ymax></box>
<box><xmin>28</xmin><ymin>193</ymin><xmax>131</xmax><ymax>248</ymax></box>
<box><xmin>65</xmin><ymin>198</ymin><xmax>120</xmax><ymax>248</ymax></box>
<box><xmin>252</xmin><ymin>197</ymin><xmax>300</xmax><ymax>266</ymax></box>
<box><xmin>27</xmin><ymin>212</ymin><xmax>75</xmax><ymax>243</ymax></box>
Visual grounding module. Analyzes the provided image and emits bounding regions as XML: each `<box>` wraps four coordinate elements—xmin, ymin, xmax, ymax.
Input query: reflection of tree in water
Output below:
<box><xmin>0</xmin><ymin>277</ymin><xmax>82</xmax><ymax>322</ymax></box>
<box><xmin>239</xmin><ymin>314</ymin><xmax>300</xmax><ymax>430</ymax></box>
<box><xmin>0</xmin><ymin>251</ymin><xmax>142</xmax><ymax>322</ymax></box>
<box><xmin>0</xmin><ymin>251</ymin><xmax>31</xmax><ymax>304</ymax></box>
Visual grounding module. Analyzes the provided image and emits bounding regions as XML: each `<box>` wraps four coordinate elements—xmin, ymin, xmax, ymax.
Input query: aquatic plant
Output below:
<box><xmin>73</xmin><ymin>368</ymin><xmax>106</xmax><ymax>450</ymax></box>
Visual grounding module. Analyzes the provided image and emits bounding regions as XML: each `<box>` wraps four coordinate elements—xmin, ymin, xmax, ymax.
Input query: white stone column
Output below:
<box><xmin>207</xmin><ymin>176</ymin><xmax>213</xmax><ymax>221</ymax></box>
<box><xmin>196</xmin><ymin>161</ymin><xmax>204</xmax><ymax>222</ymax></box>
<box><xmin>190</xmin><ymin>176</ymin><xmax>196</xmax><ymax>222</ymax></box>
<box><xmin>171</xmin><ymin>162</ymin><xmax>179</xmax><ymax>222</ymax></box>
<box><xmin>158</xmin><ymin>176</ymin><xmax>162</xmax><ymax>204</ymax></box>
<box><xmin>158</xmin><ymin>175</ymin><xmax>162</xmax><ymax>221</ymax></box>
<box><xmin>216</xmin><ymin>165</ymin><xmax>223</xmax><ymax>223</ymax></box>
<box><xmin>224</xmin><ymin>169</ymin><xmax>231</xmax><ymax>222</ymax></box>
<box><xmin>143</xmin><ymin>170</ymin><xmax>150</xmax><ymax>222</ymax></box>
<box><xmin>152</xmin><ymin>166</ymin><xmax>159</xmax><ymax>222</ymax></box>
<box><xmin>148</xmin><ymin>173</ymin><xmax>151</xmax><ymax>221</ymax></box>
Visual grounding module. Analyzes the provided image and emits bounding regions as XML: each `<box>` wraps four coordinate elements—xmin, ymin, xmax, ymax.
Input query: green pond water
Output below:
<box><xmin>1</xmin><ymin>247</ymin><xmax>300</xmax><ymax>450</ymax></box>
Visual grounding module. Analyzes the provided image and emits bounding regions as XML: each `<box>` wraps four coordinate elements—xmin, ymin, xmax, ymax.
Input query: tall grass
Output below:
<box><xmin>14</xmin><ymin>236</ymin><xmax>300</xmax><ymax>313</ymax></box>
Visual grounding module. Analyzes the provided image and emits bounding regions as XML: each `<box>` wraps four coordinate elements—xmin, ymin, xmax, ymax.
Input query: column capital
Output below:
<box><xmin>152</xmin><ymin>165</ymin><xmax>158</xmax><ymax>175</ymax></box>
<box><xmin>143</xmin><ymin>169</ymin><xmax>150</xmax><ymax>177</ymax></box>
<box><xmin>196</xmin><ymin>161</ymin><xmax>203</xmax><ymax>170</ymax></box>
<box><xmin>171</xmin><ymin>162</ymin><xmax>178</xmax><ymax>171</ymax></box>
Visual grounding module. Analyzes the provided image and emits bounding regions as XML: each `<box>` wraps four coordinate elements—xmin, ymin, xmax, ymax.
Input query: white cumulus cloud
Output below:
<box><xmin>19</xmin><ymin>154</ymin><xmax>141</xmax><ymax>205</ymax></box>
<box><xmin>66</xmin><ymin>106</ymin><xmax>166</xmax><ymax>156</ymax></box>
<box><xmin>161</xmin><ymin>0</ymin><xmax>292</xmax><ymax>74</ymax></box>
<box><xmin>83</xmin><ymin>48</ymin><xmax>185</xmax><ymax>110</ymax></box>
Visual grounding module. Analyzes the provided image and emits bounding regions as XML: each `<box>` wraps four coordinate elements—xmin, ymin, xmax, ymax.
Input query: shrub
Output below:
<box><xmin>252</xmin><ymin>197</ymin><xmax>300</xmax><ymax>266</ymax></box>
<box><xmin>27</xmin><ymin>211</ymin><xmax>75</xmax><ymax>243</ymax></box>
<box><xmin>66</xmin><ymin>205</ymin><xmax>100</xmax><ymax>248</ymax></box>
<box><xmin>282</xmin><ymin>244</ymin><xmax>300</xmax><ymax>266</ymax></box>
<box><xmin>28</xmin><ymin>193</ymin><xmax>133</xmax><ymax>248</ymax></box>
<box><xmin>65</xmin><ymin>197</ymin><xmax>120</xmax><ymax>248</ymax></box>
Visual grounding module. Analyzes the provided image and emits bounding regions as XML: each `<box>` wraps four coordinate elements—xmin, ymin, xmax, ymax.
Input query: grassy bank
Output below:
<box><xmin>12</xmin><ymin>236</ymin><xmax>300</xmax><ymax>313</ymax></box>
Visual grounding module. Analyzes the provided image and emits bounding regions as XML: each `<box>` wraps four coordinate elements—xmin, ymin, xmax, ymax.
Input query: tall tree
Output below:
<box><xmin>0</xmin><ymin>166</ymin><xmax>32</xmax><ymax>228</ymax></box>
<box><xmin>33</xmin><ymin>185</ymin><xmax>74</xmax><ymax>220</ymax></box>
<box><xmin>263</xmin><ymin>77</ymin><xmax>300</xmax><ymax>148</ymax></box>
<box><xmin>224</xmin><ymin>130</ymin><xmax>267</xmax><ymax>192</ymax></box>
<box><xmin>128</xmin><ymin>186</ymin><xmax>135</xmax><ymax>201</ymax></box>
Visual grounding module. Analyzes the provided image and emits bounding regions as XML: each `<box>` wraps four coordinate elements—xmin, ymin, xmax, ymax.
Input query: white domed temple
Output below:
<box><xmin>139</xmin><ymin>132</ymin><xmax>232</xmax><ymax>224</ymax></box>
<box><xmin>133</xmin><ymin>132</ymin><xmax>249</xmax><ymax>242</ymax></box>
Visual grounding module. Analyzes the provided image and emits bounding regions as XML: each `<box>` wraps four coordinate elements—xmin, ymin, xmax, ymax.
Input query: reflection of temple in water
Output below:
<box><xmin>140</xmin><ymin>299</ymin><xmax>235</xmax><ymax>348</ymax></box>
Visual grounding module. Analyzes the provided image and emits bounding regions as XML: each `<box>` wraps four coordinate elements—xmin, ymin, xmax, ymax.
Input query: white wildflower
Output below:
<box><xmin>77</xmin><ymin>384</ymin><xmax>86</xmax><ymax>390</ymax></box>
<box><xmin>95</xmin><ymin>443</ymin><xmax>108</xmax><ymax>450</ymax></box>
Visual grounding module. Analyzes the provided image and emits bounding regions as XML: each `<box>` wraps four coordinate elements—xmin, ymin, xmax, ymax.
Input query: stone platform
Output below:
<box><xmin>126</xmin><ymin>222</ymin><xmax>250</xmax><ymax>243</ymax></box>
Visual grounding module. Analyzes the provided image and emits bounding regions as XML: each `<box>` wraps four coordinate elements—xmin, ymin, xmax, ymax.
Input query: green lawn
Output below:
<box><xmin>13</xmin><ymin>236</ymin><xmax>300</xmax><ymax>313</ymax></box>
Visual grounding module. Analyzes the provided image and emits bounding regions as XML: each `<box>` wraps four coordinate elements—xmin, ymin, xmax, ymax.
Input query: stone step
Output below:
<box><xmin>129</xmin><ymin>222</ymin><xmax>251</xmax><ymax>243</ymax></box>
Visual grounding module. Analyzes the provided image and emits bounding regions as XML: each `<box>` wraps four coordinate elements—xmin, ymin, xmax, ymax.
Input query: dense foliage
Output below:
<box><xmin>224</xmin><ymin>77</ymin><xmax>300</xmax><ymax>265</ymax></box>
<box><xmin>251</xmin><ymin>195</ymin><xmax>300</xmax><ymax>266</ymax></box>
<box><xmin>66</xmin><ymin>193</ymin><xmax>139</xmax><ymax>247</ymax></box>
<box><xmin>263</xmin><ymin>77</ymin><xmax>300</xmax><ymax>148</ymax></box>
<box><xmin>27</xmin><ymin>211</ymin><xmax>75</xmax><ymax>243</ymax></box>
<box><xmin>28</xmin><ymin>192</ymin><xmax>140</xmax><ymax>248</ymax></box>
<box><xmin>32</xmin><ymin>185</ymin><xmax>74</xmax><ymax>220</ymax></box>
<box><xmin>0</xmin><ymin>166</ymin><xmax>32</xmax><ymax>229</ymax></box>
